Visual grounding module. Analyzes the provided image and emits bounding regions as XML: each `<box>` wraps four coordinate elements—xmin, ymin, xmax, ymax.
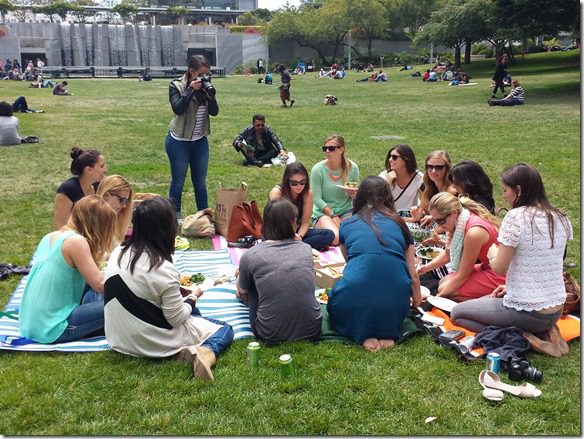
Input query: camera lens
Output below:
<box><xmin>524</xmin><ymin>366</ymin><xmax>543</xmax><ymax>383</ymax></box>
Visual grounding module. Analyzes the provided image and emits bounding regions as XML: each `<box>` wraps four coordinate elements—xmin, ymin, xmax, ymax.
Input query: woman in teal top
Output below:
<box><xmin>311</xmin><ymin>134</ymin><xmax>359</xmax><ymax>246</ymax></box>
<box><xmin>20</xmin><ymin>196</ymin><xmax>115</xmax><ymax>343</ymax></box>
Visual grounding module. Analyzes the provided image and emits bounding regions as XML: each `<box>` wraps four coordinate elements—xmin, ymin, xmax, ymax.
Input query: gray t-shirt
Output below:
<box><xmin>0</xmin><ymin>116</ymin><xmax>21</xmax><ymax>145</ymax></box>
<box><xmin>238</xmin><ymin>240</ymin><xmax>322</xmax><ymax>343</ymax></box>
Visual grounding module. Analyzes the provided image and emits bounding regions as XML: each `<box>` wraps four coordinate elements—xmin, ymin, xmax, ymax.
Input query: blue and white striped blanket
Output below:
<box><xmin>0</xmin><ymin>249</ymin><xmax>253</xmax><ymax>352</ymax></box>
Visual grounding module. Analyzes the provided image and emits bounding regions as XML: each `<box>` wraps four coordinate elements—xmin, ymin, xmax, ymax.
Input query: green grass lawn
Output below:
<box><xmin>0</xmin><ymin>50</ymin><xmax>580</xmax><ymax>435</ymax></box>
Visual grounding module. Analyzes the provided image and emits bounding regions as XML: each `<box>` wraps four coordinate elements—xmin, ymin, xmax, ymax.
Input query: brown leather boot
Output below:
<box><xmin>193</xmin><ymin>346</ymin><xmax>216</xmax><ymax>381</ymax></box>
<box><xmin>173</xmin><ymin>345</ymin><xmax>197</xmax><ymax>363</ymax></box>
<box><xmin>523</xmin><ymin>331</ymin><xmax>562</xmax><ymax>358</ymax></box>
<box><xmin>547</xmin><ymin>324</ymin><xmax>569</xmax><ymax>356</ymax></box>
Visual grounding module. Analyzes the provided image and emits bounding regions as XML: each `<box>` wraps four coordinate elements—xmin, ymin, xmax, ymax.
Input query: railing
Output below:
<box><xmin>43</xmin><ymin>66</ymin><xmax>225</xmax><ymax>79</ymax></box>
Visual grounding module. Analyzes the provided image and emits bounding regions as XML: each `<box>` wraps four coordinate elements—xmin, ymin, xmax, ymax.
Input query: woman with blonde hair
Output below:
<box><xmin>96</xmin><ymin>175</ymin><xmax>134</xmax><ymax>244</ymax></box>
<box><xmin>411</xmin><ymin>150</ymin><xmax>457</xmax><ymax>226</ymax></box>
<box><xmin>417</xmin><ymin>193</ymin><xmax>505</xmax><ymax>302</ymax></box>
<box><xmin>311</xmin><ymin>135</ymin><xmax>359</xmax><ymax>245</ymax></box>
<box><xmin>20</xmin><ymin>195</ymin><xmax>116</xmax><ymax>343</ymax></box>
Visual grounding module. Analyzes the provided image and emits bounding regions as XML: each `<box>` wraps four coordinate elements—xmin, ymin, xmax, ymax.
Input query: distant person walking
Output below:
<box><xmin>276</xmin><ymin>64</ymin><xmax>294</xmax><ymax>107</ymax></box>
<box><xmin>491</xmin><ymin>55</ymin><xmax>508</xmax><ymax>98</ymax></box>
<box><xmin>256</xmin><ymin>58</ymin><xmax>264</xmax><ymax>75</ymax></box>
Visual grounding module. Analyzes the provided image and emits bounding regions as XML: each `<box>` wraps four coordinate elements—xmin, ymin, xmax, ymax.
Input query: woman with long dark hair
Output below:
<box><xmin>311</xmin><ymin>135</ymin><xmax>360</xmax><ymax>245</ymax></box>
<box><xmin>327</xmin><ymin>176</ymin><xmax>421</xmax><ymax>352</ymax></box>
<box><xmin>54</xmin><ymin>147</ymin><xmax>107</xmax><ymax>230</ymax></box>
<box><xmin>269</xmin><ymin>162</ymin><xmax>334</xmax><ymax>250</ymax></box>
<box><xmin>379</xmin><ymin>144</ymin><xmax>424</xmax><ymax>215</ymax></box>
<box><xmin>104</xmin><ymin>197</ymin><xmax>233</xmax><ymax>381</ymax></box>
<box><xmin>165</xmin><ymin>54</ymin><xmax>219</xmax><ymax>218</ymax></box>
<box><xmin>452</xmin><ymin>164</ymin><xmax>572</xmax><ymax>352</ymax></box>
<box><xmin>449</xmin><ymin>160</ymin><xmax>496</xmax><ymax>214</ymax></box>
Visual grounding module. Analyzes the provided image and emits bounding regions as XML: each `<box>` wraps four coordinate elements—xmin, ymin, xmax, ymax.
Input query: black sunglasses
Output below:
<box><xmin>112</xmin><ymin>193</ymin><xmax>129</xmax><ymax>205</ymax></box>
<box><xmin>289</xmin><ymin>179</ymin><xmax>307</xmax><ymax>187</ymax></box>
<box><xmin>433</xmin><ymin>214</ymin><xmax>449</xmax><ymax>225</ymax></box>
<box><xmin>389</xmin><ymin>154</ymin><xmax>402</xmax><ymax>161</ymax></box>
<box><xmin>322</xmin><ymin>145</ymin><xmax>341</xmax><ymax>152</ymax></box>
<box><xmin>426</xmin><ymin>164</ymin><xmax>446</xmax><ymax>171</ymax></box>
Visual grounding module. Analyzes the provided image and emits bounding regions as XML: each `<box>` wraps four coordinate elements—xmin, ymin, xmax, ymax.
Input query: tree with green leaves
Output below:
<box><xmin>384</xmin><ymin>0</ymin><xmax>438</xmax><ymax>40</ymax></box>
<box><xmin>164</xmin><ymin>6</ymin><xmax>188</xmax><ymax>25</ymax></box>
<box><xmin>112</xmin><ymin>1</ymin><xmax>138</xmax><ymax>23</ymax></box>
<box><xmin>350</xmin><ymin>0</ymin><xmax>387</xmax><ymax>61</ymax></box>
<box><xmin>0</xmin><ymin>0</ymin><xmax>15</xmax><ymax>23</ymax></box>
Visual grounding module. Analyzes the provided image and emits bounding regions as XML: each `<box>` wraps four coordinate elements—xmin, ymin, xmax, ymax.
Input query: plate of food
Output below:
<box><xmin>175</xmin><ymin>236</ymin><xmax>190</xmax><ymax>250</ymax></box>
<box><xmin>315</xmin><ymin>288</ymin><xmax>329</xmax><ymax>304</ymax></box>
<box><xmin>336</xmin><ymin>181</ymin><xmax>359</xmax><ymax>194</ymax></box>
<box><xmin>408</xmin><ymin>226</ymin><xmax>434</xmax><ymax>243</ymax></box>
<box><xmin>416</xmin><ymin>246</ymin><xmax>444</xmax><ymax>261</ymax></box>
<box><xmin>179</xmin><ymin>273</ymin><xmax>213</xmax><ymax>295</ymax></box>
<box><xmin>427</xmin><ymin>295</ymin><xmax>458</xmax><ymax>313</ymax></box>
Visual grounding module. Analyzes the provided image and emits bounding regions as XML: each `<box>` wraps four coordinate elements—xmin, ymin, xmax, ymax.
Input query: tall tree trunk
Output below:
<box><xmin>454</xmin><ymin>44</ymin><xmax>462</xmax><ymax>68</ymax></box>
<box><xmin>464</xmin><ymin>38</ymin><xmax>472</xmax><ymax>64</ymax></box>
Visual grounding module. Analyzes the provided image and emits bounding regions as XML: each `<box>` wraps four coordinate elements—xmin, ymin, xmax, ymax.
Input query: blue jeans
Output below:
<box><xmin>303</xmin><ymin>228</ymin><xmax>335</xmax><ymax>251</ymax></box>
<box><xmin>54</xmin><ymin>288</ymin><xmax>104</xmax><ymax>343</ymax></box>
<box><xmin>491</xmin><ymin>98</ymin><xmax>523</xmax><ymax>106</ymax></box>
<box><xmin>191</xmin><ymin>307</ymin><xmax>233</xmax><ymax>357</ymax></box>
<box><xmin>165</xmin><ymin>133</ymin><xmax>209</xmax><ymax>213</ymax></box>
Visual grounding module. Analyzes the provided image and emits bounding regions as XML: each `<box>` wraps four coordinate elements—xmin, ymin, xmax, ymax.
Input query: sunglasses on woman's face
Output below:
<box><xmin>426</xmin><ymin>164</ymin><xmax>446</xmax><ymax>172</ymax></box>
<box><xmin>389</xmin><ymin>154</ymin><xmax>402</xmax><ymax>161</ymax></box>
<box><xmin>112</xmin><ymin>193</ymin><xmax>129</xmax><ymax>205</ymax></box>
<box><xmin>289</xmin><ymin>179</ymin><xmax>307</xmax><ymax>187</ymax></box>
<box><xmin>433</xmin><ymin>214</ymin><xmax>449</xmax><ymax>225</ymax></box>
<box><xmin>322</xmin><ymin>145</ymin><xmax>341</xmax><ymax>152</ymax></box>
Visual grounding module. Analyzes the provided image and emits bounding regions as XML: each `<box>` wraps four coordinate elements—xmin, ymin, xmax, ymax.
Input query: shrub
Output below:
<box><xmin>231</xmin><ymin>59</ymin><xmax>258</xmax><ymax>75</ymax></box>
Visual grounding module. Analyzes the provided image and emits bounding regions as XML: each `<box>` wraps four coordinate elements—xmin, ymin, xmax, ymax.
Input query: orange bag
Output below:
<box><xmin>226</xmin><ymin>201</ymin><xmax>263</xmax><ymax>242</ymax></box>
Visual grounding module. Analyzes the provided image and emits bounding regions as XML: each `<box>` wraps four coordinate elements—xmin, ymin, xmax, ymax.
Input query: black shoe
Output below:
<box><xmin>227</xmin><ymin>235</ymin><xmax>256</xmax><ymax>248</ymax></box>
<box><xmin>289</xmin><ymin>100</ymin><xmax>295</xmax><ymax>107</ymax></box>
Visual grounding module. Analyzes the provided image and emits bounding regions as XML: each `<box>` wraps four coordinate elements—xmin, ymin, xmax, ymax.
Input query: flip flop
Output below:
<box><xmin>481</xmin><ymin>370</ymin><xmax>542</xmax><ymax>398</ymax></box>
<box><xmin>478</xmin><ymin>370</ymin><xmax>504</xmax><ymax>401</ymax></box>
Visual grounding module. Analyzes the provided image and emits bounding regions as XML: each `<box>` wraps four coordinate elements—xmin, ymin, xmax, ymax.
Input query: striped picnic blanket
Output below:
<box><xmin>212</xmin><ymin>234</ymin><xmax>346</xmax><ymax>266</ymax></box>
<box><xmin>0</xmin><ymin>249</ymin><xmax>253</xmax><ymax>352</ymax></box>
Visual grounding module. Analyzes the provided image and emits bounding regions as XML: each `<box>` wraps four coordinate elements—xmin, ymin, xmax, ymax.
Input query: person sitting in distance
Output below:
<box><xmin>489</xmin><ymin>79</ymin><xmax>525</xmax><ymax>106</ymax></box>
<box><xmin>233</xmin><ymin>114</ymin><xmax>288</xmax><ymax>167</ymax></box>
<box><xmin>53</xmin><ymin>81</ymin><xmax>70</xmax><ymax>95</ymax></box>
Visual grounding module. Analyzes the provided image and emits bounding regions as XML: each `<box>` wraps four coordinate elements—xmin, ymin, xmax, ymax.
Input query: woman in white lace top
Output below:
<box><xmin>451</xmin><ymin>163</ymin><xmax>572</xmax><ymax>335</ymax></box>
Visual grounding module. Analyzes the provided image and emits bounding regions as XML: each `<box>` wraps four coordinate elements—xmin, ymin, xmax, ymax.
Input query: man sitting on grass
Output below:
<box><xmin>53</xmin><ymin>81</ymin><xmax>70</xmax><ymax>96</ymax></box>
<box><xmin>489</xmin><ymin>79</ymin><xmax>525</xmax><ymax>106</ymax></box>
<box><xmin>233</xmin><ymin>114</ymin><xmax>288</xmax><ymax>167</ymax></box>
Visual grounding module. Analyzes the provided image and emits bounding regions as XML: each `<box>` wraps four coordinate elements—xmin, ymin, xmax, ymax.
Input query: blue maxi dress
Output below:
<box><xmin>327</xmin><ymin>213</ymin><xmax>413</xmax><ymax>343</ymax></box>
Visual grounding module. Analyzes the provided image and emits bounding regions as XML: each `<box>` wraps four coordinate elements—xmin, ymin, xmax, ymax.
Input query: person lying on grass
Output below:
<box><xmin>236</xmin><ymin>198</ymin><xmax>322</xmax><ymax>344</ymax></box>
<box><xmin>104</xmin><ymin>196</ymin><xmax>233</xmax><ymax>381</ymax></box>
<box><xmin>20</xmin><ymin>195</ymin><xmax>115</xmax><ymax>344</ymax></box>
<box><xmin>327</xmin><ymin>176</ymin><xmax>422</xmax><ymax>352</ymax></box>
<box><xmin>417</xmin><ymin>193</ymin><xmax>505</xmax><ymax>302</ymax></box>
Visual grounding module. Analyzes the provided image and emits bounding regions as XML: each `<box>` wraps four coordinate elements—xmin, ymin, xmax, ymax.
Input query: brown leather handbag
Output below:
<box><xmin>562</xmin><ymin>271</ymin><xmax>581</xmax><ymax>315</ymax></box>
<box><xmin>226</xmin><ymin>201</ymin><xmax>263</xmax><ymax>242</ymax></box>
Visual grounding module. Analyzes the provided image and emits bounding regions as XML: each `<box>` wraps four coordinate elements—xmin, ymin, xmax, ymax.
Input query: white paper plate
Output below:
<box><xmin>416</xmin><ymin>246</ymin><xmax>444</xmax><ymax>261</ymax></box>
<box><xmin>427</xmin><ymin>296</ymin><xmax>457</xmax><ymax>313</ymax></box>
<box><xmin>336</xmin><ymin>184</ymin><xmax>359</xmax><ymax>194</ymax></box>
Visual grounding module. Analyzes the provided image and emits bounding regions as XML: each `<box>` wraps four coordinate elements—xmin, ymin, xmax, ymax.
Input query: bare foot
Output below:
<box><xmin>379</xmin><ymin>339</ymin><xmax>395</xmax><ymax>350</ymax></box>
<box><xmin>363</xmin><ymin>338</ymin><xmax>381</xmax><ymax>352</ymax></box>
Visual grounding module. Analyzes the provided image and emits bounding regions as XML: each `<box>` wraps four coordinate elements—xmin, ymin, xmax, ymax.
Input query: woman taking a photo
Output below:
<box><xmin>165</xmin><ymin>54</ymin><xmax>219</xmax><ymax>218</ymax></box>
<box><xmin>54</xmin><ymin>147</ymin><xmax>107</xmax><ymax>230</ymax></box>
<box><xmin>104</xmin><ymin>197</ymin><xmax>233</xmax><ymax>381</ymax></box>
<box><xmin>449</xmin><ymin>160</ymin><xmax>496</xmax><ymax>214</ymax></box>
<box><xmin>311</xmin><ymin>135</ymin><xmax>360</xmax><ymax>246</ymax></box>
<box><xmin>237</xmin><ymin>199</ymin><xmax>322</xmax><ymax>344</ymax></box>
<box><xmin>411</xmin><ymin>150</ymin><xmax>456</xmax><ymax>226</ymax></box>
<box><xmin>452</xmin><ymin>164</ymin><xmax>572</xmax><ymax>347</ymax></box>
<box><xmin>418</xmin><ymin>192</ymin><xmax>505</xmax><ymax>302</ymax></box>
<box><xmin>328</xmin><ymin>176</ymin><xmax>421</xmax><ymax>352</ymax></box>
<box><xmin>379</xmin><ymin>144</ymin><xmax>424</xmax><ymax>216</ymax></box>
<box><xmin>269</xmin><ymin>162</ymin><xmax>334</xmax><ymax>251</ymax></box>
<box><xmin>20</xmin><ymin>196</ymin><xmax>115</xmax><ymax>343</ymax></box>
<box><xmin>96</xmin><ymin>175</ymin><xmax>134</xmax><ymax>245</ymax></box>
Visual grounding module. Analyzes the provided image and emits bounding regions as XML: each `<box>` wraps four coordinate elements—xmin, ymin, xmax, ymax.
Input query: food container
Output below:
<box><xmin>314</xmin><ymin>263</ymin><xmax>345</xmax><ymax>289</ymax></box>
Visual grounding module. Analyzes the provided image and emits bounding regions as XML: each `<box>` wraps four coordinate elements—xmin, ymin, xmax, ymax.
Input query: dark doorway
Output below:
<box><xmin>21</xmin><ymin>53</ymin><xmax>47</xmax><ymax>67</ymax></box>
<box><xmin>187</xmin><ymin>48</ymin><xmax>216</xmax><ymax>66</ymax></box>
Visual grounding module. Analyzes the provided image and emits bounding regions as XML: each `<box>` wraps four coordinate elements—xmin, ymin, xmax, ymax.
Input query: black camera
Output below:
<box><xmin>507</xmin><ymin>358</ymin><xmax>543</xmax><ymax>383</ymax></box>
<box><xmin>198</xmin><ymin>74</ymin><xmax>216</xmax><ymax>98</ymax></box>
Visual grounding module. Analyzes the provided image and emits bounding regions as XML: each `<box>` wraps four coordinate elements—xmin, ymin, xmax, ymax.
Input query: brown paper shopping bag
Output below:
<box><xmin>215</xmin><ymin>182</ymin><xmax>248</xmax><ymax>238</ymax></box>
